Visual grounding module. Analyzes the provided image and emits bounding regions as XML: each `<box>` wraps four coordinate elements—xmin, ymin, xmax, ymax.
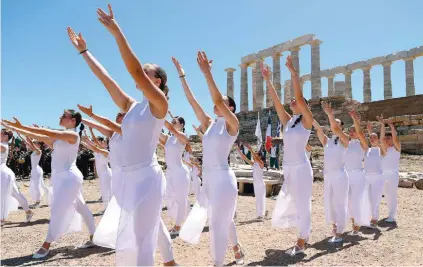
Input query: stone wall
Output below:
<box><xmin>236</xmin><ymin>94</ymin><xmax>423</xmax><ymax>154</ymax></box>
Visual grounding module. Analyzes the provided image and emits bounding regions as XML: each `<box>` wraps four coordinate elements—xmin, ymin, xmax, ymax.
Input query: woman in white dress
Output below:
<box><xmin>380</xmin><ymin>117</ymin><xmax>401</xmax><ymax>223</ymax></box>
<box><xmin>16</xmin><ymin>133</ymin><xmax>51</xmax><ymax>208</ymax></box>
<box><xmin>1</xmin><ymin>129</ymin><xmax>34</xmax><ymax>225</ymax></box>
<box><xmin>236</xmin><ymin>143</ymin><xmax>267</xmax><ymax>220</ymax></box>
<box><xmin>160</xmin><ymin>117</ymin><xmax>191</xmax><ymax>235</ymax></box>
<box><xmin>364</xmin><ymin>118</ymin><xmax>387</xmax><ymax>228</ymax></box>
<box><xmin>173</xmin><ymin>54</ymin><xmax>244</xmax><ymax>265</ymax></box>
<box><xmin>183</xmin><ymin>157</ymin><xmax>202</xmax><ymax>201</ymax></box>
<box><xmin>68</xmin><ymin>5</ymin><xmax>176</xmax><ymax>264</ymax></box>
<box><xmin>3</xmin><ymin>111</ymin><xmax>96</xmax><ymax>259</ymax></box>
<box><xmin>262</xmin><ymin>56</ymin><xmax>313</xmax><ymax>256</ymax></box>
<box><xmin>313</xmin><ymin>102</ymin><xmax>349</xmax><ymax>243</ymax></box>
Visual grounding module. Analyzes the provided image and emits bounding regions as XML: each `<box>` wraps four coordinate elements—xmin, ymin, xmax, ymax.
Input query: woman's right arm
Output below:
<box><xmin>322</xmin><ymin>101</ymin><xmax>349</xmax><ymax>148</ymax></box>
<box><xmin>312</xmin><ymin>120</ymin><xmax>328</xmax><ymax>146</ymax></box>
<box><xmin>172</xmin><ymin>57</ymin><xmax>212</xmax><ymax>133</ymax></box>
<box><xmin>2</xmin><ymin>123</ymin><xmax>55</xmax><ymax>147</ymax></box>
<box><xmin>81</xmin><ymin>118</ymin><xmax>115</xmax><ymax>138</ymax></box>
<box><xmin>261</xmin><ymin>64</ymin><xmax>291</xmax><ymax>126</ymax></box>
<box><xmin>349</xmin><ymin>110</ymin><xmax>369</xmax><ymax>151</ymax></box>
<box><xmin>67</xmin><ymin>27</ymin><xmax>135</xmax><ymax>112</ymax></box>
<box><xmin>235</xmin><ymin>146</ymin><xmax>253</xmax><ymax>166</ymax></box>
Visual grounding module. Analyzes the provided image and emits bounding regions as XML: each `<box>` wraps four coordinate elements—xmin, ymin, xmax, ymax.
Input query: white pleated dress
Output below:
<box><xmin>253</xmin><ymin>163</ymin><xmax>266</xmax><ymax>217</ymax></box>
<box><xmin>94</xmin><ymin>152</ymin><xmax>112</xmax><ymax>209</ymax></box>
<box><xmin>93</xmin><ymin>99</ymin><xmax>166</xmax><ymax>266</ymax></box>
<box><xmin>1</xmin><ymin>143</ymin><xmax>19</xmax><ymax>220</ymax></box>
<box><xmin>382</xmin><ymin>146</ymin><xmax>401</xmax><ymax>220</ymax></box>
<box><xmin>272</xmin><ymin>115</ymin><xmax>313</xmax><ymax>240</ymax></box>
<box><xmin>164</xmin><ymin>135</ymin><xmax>191</xmax><ymax>226</ymax></box>
<box><xmin>365</xmin><ymin>147</ymin><xmax>385</xmax><ymax>221</ymax></box>
<box><xmin>29</xmin><ymin>152</ymin><xmax>51</xmax><ymax>204</ymax></box>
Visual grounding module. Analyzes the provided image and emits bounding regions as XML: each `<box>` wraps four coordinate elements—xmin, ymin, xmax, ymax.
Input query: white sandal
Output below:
<box><xmin>76</xmin><ymin>240</ymin><xmax>96</xmax><ymax>249</ymax></box>
<box><xmin>285</xmin><ymin>245</ymin><xmax>304</xmax><ymax>256</ymax></box>
<box><xmin>328</xmin><ymin>236</ymin><xmax>343</xmax><ymax>243</ymax></box>
<box><xmin>32</xmin><ymin>247</ymin><xmax>49</xmax><ymax>259</ymax></box>
<box><xmin>25</xmin><ymin>210</ymin><xmax>34</xmax><ymax>223</ymax></box>
<box><xmin>169</xmin><ymin>228</ymin><xmax>180</xmax><ymax>235</ymax></box>
<box><xmin>234</xmin><ymin>244</ymin><xmax>245</xmax><ymax>265</ymax></box>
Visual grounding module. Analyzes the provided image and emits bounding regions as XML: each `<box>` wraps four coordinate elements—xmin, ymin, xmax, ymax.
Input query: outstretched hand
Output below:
<box><xmin>171</xmin><ymin>57</ymin><xmax>186</xmax><ymax>77</ymax></box>
<box><xmin>67</xmin><ymin>27</ymin><xmax>87</xmax><ymax>53</ymax></box>
<box><xmin>77</xmin><ymin>104</ymin><xmax>93</xmax><ymax>117</ymax></box>
<box><xmin>197</xmin><ymin>51</ymin><xmax>212</xmax><ymax>74</ymax></box>
<box><xmin>376</xmin><ymin>114</ymin><xmax>384</xmax><ymax>124</ymax></box>
<box><xmin>285</xmin><ymin>55</ymin><xmax>297</xmax><ymax>75</ymax></box>
<box><xmin>321</xmin><ymin>101</ymin><xmax>333</xmax><ymax>116</ymax></box>
<box><xmin>260</xmin><ymin>63</ymin><xmax>271</xmax><ymax>80</ymax></box>
<box><xmin>367</xmin><ymin>122</ymin><xmax>373</xmax><ymax>133</ymax></box>
<box><xmin>386</xmin><ymin>118</ymin><xmax>394</xmax><ymax>126</ymax></box>
<box><xmin>97</xmin><ymin>4</ymin><xmax>120</xmax><ymax>36</ymax></box>
<box><xmin>2</xmin><ymin>118</ymin><xmax>22</xmax><ymax>128</ymax></box>
<box><xmin>348</xmin><ymin>110</ymin><xmax>361</xmax><ymax>122</ymax></box>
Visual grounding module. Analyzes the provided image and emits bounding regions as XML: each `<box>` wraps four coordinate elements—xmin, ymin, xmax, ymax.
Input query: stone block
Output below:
<box><xmin>290</xmin><ymin>34</ymin><xmax>315</xmax><ymax>47</ymax></box>
<box><xmin>411</xmin><ymin>120</ymin><xmax>420</xmax><ymax>125</ymax></box>
<box><xmin>410</xmin><ymin>125</ymin><xmax>423</xmax><ymax>130</ymax></box>
<box><xmin>396</xmin><ymin>126</ymin><xmax>409</xmax><ymax>135</ymax></box>
<box><xmin>366</xmin><ymin>56</ymin><xmax>387</xmax><ymax>66</ymax></box>
<box><xmin>347</xmin><ymin>61</ymin><xmax>368</xmax><ymax>70</ymax></box>
<box><xmin>385</xmin><ymin>50</ymin><xmax>408</xmax><ymax>61</ymax></box>
<box><xmin>415</xmin><ymin>179</ymin><xmax>423</xmax><ymax>190</ymax></box>
<box><xmin>399</xmin><ymin>134</ymin><xmax>418</xmax><ymax>141</ymax></box>
<box><xmin>241</xmin><ymin>53</ymin><xmax>258</xmax><ymax>64</ymax></box>
<box><xmin>410</xmin><ymin>115</ymin><xmax>423</xmax><ymax>120</ymax></box>
<box><xmin>398</xmin><ymin>178</ymin><xmax>414</xmax><ymax>188</ymax></box>
<box><xmin>408</xmin><ymin>46</ymin><xmax>423</xmax><ymax>58</ymax></box>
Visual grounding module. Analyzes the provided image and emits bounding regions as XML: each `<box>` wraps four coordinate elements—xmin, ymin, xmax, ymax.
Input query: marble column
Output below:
<box><xmin>265</xmin><ymin>66</ymin><xmax>273</xmax><ymax>108</ymax></box>
<box><xmin>284</xmin><ymin>80</ymin><xmax>292</xmax><ymax>104</ymax></box>
<box><xmin>252</xmin><ymin>67</ymin><xmax>257</xmax><ymax>110</ymax></box>
<box><xmin>224</xmin><ymin>68</ymin><xmax>236</xmax><ymax>100</ymax></box>
<box><xmin>343</xmin><ymin>70</ymin><xmax>353</xmax><ymax>99</ymax></box>
<box><xmin>311</xmin><ymin>40</ymin><xmax>322</xmax><ymax>99</ymax></box>
<box><xmin>240</xmin><ymin>64</ymin><xmax>249</xmax><ymax>112</ymax></box>
<box><xmin>404</xmin><ymin>56</ymin><xmax>416</xmax><ymax>96</ymax></box>
<box><xmin>327</xmin><ymin>75</ymin><xmax>335</xmax><ymax>97</ymax></box>
<box><xmin>362</xmin><ymin>66</ymin><xmax>372</xmax><ymax>103</ymax></box>
<box><xmin>255</xmin><ymin>59</ymin><xmax>264</xmax><ymax>110</ymax></box>
<box><xmin>290</xmin><ymin>47</ymin><xmax>301</xmax><ymax>91</ymax></box>
<box><xmin>382</xmin><ymin>61</ymin><xmax>392</xmax><ymax>100</ymax></box>
<box><xmin>272</xmin><ymin>53</ymin><xmax>282</xmax><ymax>100</ymax></box>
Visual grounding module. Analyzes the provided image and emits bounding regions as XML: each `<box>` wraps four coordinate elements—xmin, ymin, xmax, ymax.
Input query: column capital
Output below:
<box><xmin>290</xmin><ymin>46</ymin><xmax>301</xmax><ymax>52</ymax></box>
<box><xmin>361</xmin><ymin>65</ymin><xmax>372</xmax><ymax>71</ymax></box>
<box><xmin>381</xmin><ymin>61</ymin><xmax>392</xmax><ymax>67</ymax></box>
<box><xmin>224</xmin><ymin>68</ymin><xmax>236</xmax><ymax>73</ymax></box>
<box><xmin>272</xmin><ymin>52</ymin><xmax>282</xmax><ymax>58</ymax></box>
<box><xmin>310</xmin><ymin>39</ymin><xmax>323</xmax><ymax>46</ymax></box>
<box><xmin>239</xmin><ymin>63</ymin><xmax>250</xmax><ymax>69</ymax></box>
<box><xmin>404</xmin><ymin>56</ymin><xmax>416</xmax><ymax>61</ymax></box>
<box><xmin>254</xmin><ymin>58</ymin><xmax>264</xmax><ymax>63</ymax></box>
<box><xmin>343</xmin><ymin>70</ymin><xmax>353</xmax><ymax>75</ymax></box>
<box><xmin>326</xmin><ymin>74</ymin><xmax>335</xmax><ymax>79</ymax></box>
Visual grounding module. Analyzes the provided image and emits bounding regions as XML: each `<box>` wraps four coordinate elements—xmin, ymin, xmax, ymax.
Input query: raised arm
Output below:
<box><xmin>97</xmin><ymin>5</ymin><xmax>168</xmax><ymax>118</ymax></box>
<box><xmin>164</xmin><ymin>121</ymin><xmax>189</xmax><ymax>145</ymax></box>
<box><xmin>182</xmin><ymin>159</ymin><xmax>194</xmax><ymax>169</ymax></box>
<box><xmin>197</xmin><ymin>52</ymin><xmax>238</xmax><ymax>135</ymax></box>
<box><xmin>81</xmin><ymin>118</ymin><xmax>115</xmax><ymax>138</ymax></box>
<box><xmin>192</xmin><ymin>125</ymin><xmax>203</xmax><ymax>140</ymax></box>
<box><xmin>261</xmin><ymin>64</ymin><xmax>291</xmax><ymax>126</ymax></box>
<box><xmin>376</xmin><ymin>115</ymin><xmax>387</xmax><ymax>154</ymax></box>
<box><xmin>286</xmin><ymin>56</ymin><xmax>313</xmax><ymax>129</ymax></box>
<box><xmin>235</xmin><ymin>146</ymin><xmax>253</xmax><ymax>166</ymax></box>
<box><xmin>245</xmin><ymin>143</ymin><xmax>264</xmax><ymax>169</ymax></box>
<box><xmin>89</xmin><ymin>127</ymin><xmax>102</xmax><ymax>148</ymax></box>
<box><xmin>3</xmin><ymin>118</ymin><xmax>77</xmax><ymax>144</ymax></box>
<box><xmin>15</xmin><ymin>132</ymin><xmax>35</xmax><ymax>152</ymax></box>
<box><xmin>78</xmin><ymin>105</ymin><xmax>121</xmax><ymax>136</ymax></box>
<box><xmin>387</xmin><ymin>118</ymin><xmax>401</xmax><ymax>151</ymax></box>
<box><xmin>322</xmin><ymin>101</ymin><xmax>349</xmax><ymax>148</ymax></box>
<box><xmin>348</xmin><ymin>110</ymin><xmax>368</xmax><ymax>151</ymax></box>
<box><xmin>312</xmin><ymin>120</ymin><xmax>328</xmax><ymax>146</ymax></box>
<box><xmin>172</xmin><ymin>57</ymin><xmax>212</xmax><ymax>133</ymax></box>
<box><xmin>2</xmin><ymin>123</ymin><xmax>55</xmax><ymax>147</ymax></box>
<box><xmin>67</xmin><ymin>27</ymin><xmax>135</xmax><ymax>112</ymax></box>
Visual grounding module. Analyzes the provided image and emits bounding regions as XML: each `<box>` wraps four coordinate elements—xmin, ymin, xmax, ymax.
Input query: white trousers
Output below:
<box><xmin>191</xmin><ymin>173</ymin><xmax>201</xmax><ymax>200</ymax></box>
<box><xmin>366</xmin><ymin>173</ymin><xmax>385</xmax><ymax>221</ymax></box>
<box><xmin>324</xmin><ymin>169</ymin><xmax>349</xmax><ymax>233</ymax></box>
<box><xmin>272</xmin><ymin>161</ymin><xmax>313</xmax><ymax>239</ymax></box>
<box><xmin>383</xmin><ymin>170</ymin><xmax>399</xmax><ymax>220</ymax></box>
<box><xmin>253</xmin><ymin>173</ymin><xmax>266</xmax><ymax>217</ymax></box>
<box><xmin>30</xmin><ymin>166</ymin><xmax>51</xmax><ymax>203</ymax></box>
<box><xmin>347</xmin><ymin>169</ymin><xmax>371</xmax><ymax>226</ymax></box>
<box><xmin>12</xmin><ymin>183</ymin><xmax>30</xmax><ymax>211</ymax></box>
<box><xmin>1</xmin><ymin>164</ymin><xmax>29</xmax><ymax>220</ymax></box>
<box><xmin>165</xmin><ymin>165</ymin><xmax>190</xmax><ymax>226</ymax></box>
<box><xmin>98</xmin><ymin>167</ymin><xmax>112</xmax><ymax>209</ymax></box>
<box><xmin>46</xmin><ymin>167</ymin><xmax>95</xmax><ymax>243</ymax></box>
<box><xmin>205</xmin><ymin>168</ymin><xmax>239</xmax><ymax>266</ymax></box>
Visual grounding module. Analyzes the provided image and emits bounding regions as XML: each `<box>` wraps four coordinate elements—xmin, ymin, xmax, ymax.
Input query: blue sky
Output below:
<box><xmin>2</xmin><ymin>0</ymin><xmax>422</xmax><ymax>135</ymax></box>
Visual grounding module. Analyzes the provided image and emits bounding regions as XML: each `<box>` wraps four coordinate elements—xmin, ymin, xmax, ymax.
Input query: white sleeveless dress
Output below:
<box><xmin>272</xmin><ymin>115</ymin><xmax>313</xmax><ymax>240</ymax></box>
<box><xmin>1</xmin><ymin>142</ymin><xmax>19</xmax><ymax>220</ymax></box>
<box><xmin>382</xmin><ymin>146</ymin><xmax>401</xmax><ymax>220</ymax></box>
<box><xmin>323</xmin><ymin>136</ymin><xmax>349</xmax><ymax>233</ymax></box>
<box><xmin>253</xmin><ymin>162</ymin><xmax>266</xmax><ymax>217</ymax></box>
<box><xmin>365</xmin><ymin>147</ymin><xmax>385</xmax><ymax>221</ymax></box>
<box><xmin>108</xmin><ymin>132</ymin><xmax>123</xmax><ymax>198</ymax></box>
<box><xmin>94</xmin><ymin>152</ymin><xmax>112</xmax><ymax>209</ymax></box>
<box><xmin>180</xmin><ymin>117</ymin><xmax>239</xmax><ymax>266</ymax></box>
<box><xmin>29</xmin><ymin>152</ymin><xmax>51</xmax><ymax>204</ymax></box>
<box><xmin>93</xmin><ymin>99</ymin><xmax>167</xmax><ymax>266</ymax></box>
<box><xmin>164</xmin><ymin>135</ymin><xmax>190</xmax><ymax>226</ymax></box>
<box><xmin>345</xmin><ymin>139</ymin><xmax>370</xmax><ymax>226</ymax></box>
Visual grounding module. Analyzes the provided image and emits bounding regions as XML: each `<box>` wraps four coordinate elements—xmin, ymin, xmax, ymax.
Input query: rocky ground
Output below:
<box><xmin>1</xmin><ymin>153</ymin><xmax>423</xmax><ymax>266</ymax></box>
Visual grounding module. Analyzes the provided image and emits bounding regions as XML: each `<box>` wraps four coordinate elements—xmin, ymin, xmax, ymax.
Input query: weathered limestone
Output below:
<box><xmin>255</xmin><ymin>59</ymin><xmax>264</xmax><ymax>110</ymax></box>
<box><xmin>252</xmin><ymin>66</ymin><xmax>257</xmax><ymax>110</ymax></box>
<box><xmin>290</xmin><ymin>46</ymin><xmax>300</xmax><ymax>75</ymax></box>
<box><xmin>404</xmin><ymin>56</ymin><xmax>416</xmax><ymax>96</ymax></box>
<box><xmin>343</xmin><ymin>70</ymin><xmax>353</xmax><ymax>99</ymax></box>
<box><xmin>225</xmin><ymin>68</ymin><xmax>236</xmax><ymax>100</ymax></box>
<box><xmin>265</xmin><ymin>66</ymin><xmax>273</xmax><ymax>108</ymax></box>
<box><xmin>284</xmin><ymin>80</ymin><xmax>292</xmax><ymax>104</ymax></box>
<box><xmin>362</xmin><ymin>66</ymin><xmax>372</xmax><ymax>102</ymax></box>
<box><xmin>272</xmin><ymin>54</ymin><xmax>282</xmax><ymax>100</ymax></box>
<box><xmin>311</xmin><ymin>40</ymin><xmax>322</xmax><ymax>99</ymax></box>
<box><xmin>334</xmin><ymin>81</ymin><xmax>346</xmax><ymax>96</ymax></box>
<box><xmin>382</xmin><ymin>61</ymin><xmax>393</xmax><ymax>100</ymax></box>
<box><xmin>327</xmin><ymin>75</ymin><xmax>335</xmax><ymax>96</ymax></box>
<box><xmin>240</xmin><ymin>64</ymin><xmax>249</xmax><ymax>112</ymax></box>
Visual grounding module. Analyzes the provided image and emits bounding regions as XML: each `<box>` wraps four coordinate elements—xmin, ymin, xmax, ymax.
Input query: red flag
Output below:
<box><xmin>265</xmin><ymin>113</ymin><xmax>272</xmax><ymax>152</ymax></box>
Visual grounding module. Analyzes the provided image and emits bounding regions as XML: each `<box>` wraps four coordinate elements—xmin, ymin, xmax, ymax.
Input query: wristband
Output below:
<box><xmin>179</xmin><ymin>75</ymin><xmax>185</xmax><ymax>78</ymax></box>
<box><xmin>79</xmin><ymin>49</ymin><xmax>88</xmax><ymax>55</ymax></box>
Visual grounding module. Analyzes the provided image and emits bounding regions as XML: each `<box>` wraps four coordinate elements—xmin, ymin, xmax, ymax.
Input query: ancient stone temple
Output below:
<box><xmin>223</xmin><ymin>34</ymin><xmax>423</xmax><ymax>111</ymax></box>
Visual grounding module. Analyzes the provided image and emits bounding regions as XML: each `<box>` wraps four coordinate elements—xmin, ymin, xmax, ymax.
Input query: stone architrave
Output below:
<box><xmin>311</xmin><ymin>40</ymin><xmax>322</xmax><ymax>99</ymax></box>
<box><xmin>284</xmin><ymin>80</ymin><xmax>292</xmax><ymax>104</ymax></box>
<box><xmin>382</xmin><ymin>61</ymin><xmax>392</xmax><ymax>100</ymax></box>
<box><xmin>224</xmin><ymin>68</ymin><xmax>236</xmax><ymax>100</ymax></box>
<box><xmin>343</xmin><ymin>70</ymin><xmax>353</xmax><ymax>99</ymax></box>
<box><xmin>404</xmin><ymin>56</ymin><xmax>416</xmax><ymax>96</ymax></box>
<box><xmin>255</xmin><ymin>59</ymin><xmax>264</xmax><ymax>110</ymax></box>
<box><xmin>334</xmin><ymin>81</ymin><xmax>346</xmax><ymax>96</ymax></box>
<box><xmin>272</xmin><ymin>53</ymin><xmax>282</xmax><ymax>100</ymax></box>
<box><xmin>362</xmin><ymin>66</ymin><xmax>372</xmax><ymax>102</ymax></box>
<box><xmin>240</xmin><ymin>64</ymin><xmax>249</xmax><ymax>112</ymax></box>
<box><xmin>327</xmin><ymin>75</ymin><xmax>335</xmax><ymax>97</ymax></box>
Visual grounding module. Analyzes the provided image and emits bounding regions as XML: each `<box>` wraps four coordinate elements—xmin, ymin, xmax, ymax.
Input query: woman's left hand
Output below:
<box><xmin>197</xmin><ymin>51</ymin><xmax>212</xmax><ymax>74</ymax></box>
<box><xmin>97</xmin><ymin>4</ymin><xmax>120</xmax><ymax>36</ymax></box>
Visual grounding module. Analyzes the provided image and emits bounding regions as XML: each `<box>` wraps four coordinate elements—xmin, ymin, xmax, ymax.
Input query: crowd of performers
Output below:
<box><xmin>1</xmin><ymin>5</ymin><xmax>401</xmax><ymax>266</ymax></box>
